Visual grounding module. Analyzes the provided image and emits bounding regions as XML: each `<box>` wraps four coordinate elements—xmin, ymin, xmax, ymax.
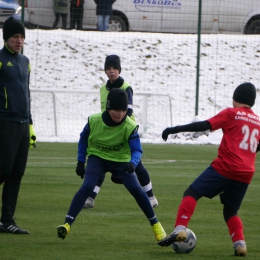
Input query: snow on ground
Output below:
<box><xmin>3</xmin><ymin>29</ymin><xmax>260</xmax><ymax>144</ymax></box>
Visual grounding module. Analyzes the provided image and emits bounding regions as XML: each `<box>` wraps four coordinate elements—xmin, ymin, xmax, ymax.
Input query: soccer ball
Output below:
<box><xmin>171</xmin><ymin>228</ymin><xmax>197</xmax><ymax>254</ymax></box>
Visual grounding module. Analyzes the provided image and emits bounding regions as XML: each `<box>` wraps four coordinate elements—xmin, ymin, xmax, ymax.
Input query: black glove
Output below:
<box><xmin>257</xmin><ymin>143</ymin><xmax>260</xmax><ymax>153</ymax></box>
<box><xmin>76</xmin><ymin>161</ymin><xmax>85</xmax><ymax>179</ymax></box>
<box><xmin>124</xmin><ymin>162</ymin><xmax>135</xmax><ymax>173</ymax></box>
<box><xmin>162</xmin><ymin>126</ymin><xmax>179</xmax><ymax>141</ymax></box>
<box><xmin>111</xmin><ymin>176</ymin><xmax>123</xmax><ymax>184</ymax></box>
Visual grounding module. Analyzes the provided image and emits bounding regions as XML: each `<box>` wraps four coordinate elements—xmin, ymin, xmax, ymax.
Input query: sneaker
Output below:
<box><xmin>83</xmin><ymin>197</ymin><xmax>94</xmax><ymax>209</ymax></box>
<box><xmin>57</xmin><ymin>223</ymin><xmax>70</xmax><ymax>240</ymax></box>
<box><xmin>0</xmin><ymin>220</ymin><xmax>30</xmax><ymax>234</ymax></box>
<box><xmin>158</xmin><ymin>229</ymin><xmax>187</xmax><ymax>247</ymax></box>
<box><xmin>234</xmin><ymin>242</ymin><xmax>247</xmax><ymax>256</ymax></box>
<box><xmin>149</xmin><ymin>196</ymin><xmax>158</xmax><ymax>208</ymax></box>
<box><xmin>152</xmin><ymin>222</ymin><xmax>166</xmax><ymax>241</ymax></box>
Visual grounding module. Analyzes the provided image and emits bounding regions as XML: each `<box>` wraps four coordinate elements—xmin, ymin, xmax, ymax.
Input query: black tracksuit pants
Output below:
<box><xmin>70</xmin><ymin>3</ymin><xmax>84</xmax><ymax>30</ymax></box>
<box><xmin>0</xmin><ymin>120</ymin><xmax>29</xmax><ymax>223</ymax></box>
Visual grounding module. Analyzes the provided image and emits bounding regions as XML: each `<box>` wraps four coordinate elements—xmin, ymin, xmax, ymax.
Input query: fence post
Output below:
<box><xmin>195</xmin><ymin>0</ymin><xmax>202</xmax><ymax>116</ymax></box>
<box><xmin>142</xmin><ymin>95</ymin><xmax>148</xmax><ymax>131</ymax></box>
<box><xmin>51</xmin><ymin>92</ymin><xmax>58</xmax><ymax>136</ymax></box>
<box><xmin>21</xmin><ymin>0</ymin><xmax>25</xmax><ymax>24</ymax></box>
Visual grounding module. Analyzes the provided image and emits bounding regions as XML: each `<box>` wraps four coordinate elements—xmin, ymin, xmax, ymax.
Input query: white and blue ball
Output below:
<box><xmin>171</xmin><ymin>228</ymin><xmax>197</xmax><ymax>254</ymax></box>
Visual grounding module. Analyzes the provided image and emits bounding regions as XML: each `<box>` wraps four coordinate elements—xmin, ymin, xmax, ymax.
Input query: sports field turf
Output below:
<box><xmin>1</xmin><ymin>143</ymin><xmax>259</xmax><ymax>260</ymax></box>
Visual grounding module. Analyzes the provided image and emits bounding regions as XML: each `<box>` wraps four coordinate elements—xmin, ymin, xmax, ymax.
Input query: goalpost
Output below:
<box><xmin>30</xmin><ymin>89</ymin><xmax>173</xmax><ymax>142</ymax></box>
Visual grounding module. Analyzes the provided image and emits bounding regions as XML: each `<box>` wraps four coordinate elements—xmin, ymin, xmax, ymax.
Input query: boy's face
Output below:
<box><xmin>105</xmin><ymin>67</ymin><xmax>120</xmax><ymax>83</ymax></box>
<box><xmin>109</xmin><ymin>110</ymin><xmax>127</xmax><ymax>123</ymax></box>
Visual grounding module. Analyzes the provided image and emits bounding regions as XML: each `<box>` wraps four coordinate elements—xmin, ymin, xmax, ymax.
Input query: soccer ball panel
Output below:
<box><xmin>171</xmin><ymin>228</ymin><xmax>197</xmax><ymax>254</ymax></box>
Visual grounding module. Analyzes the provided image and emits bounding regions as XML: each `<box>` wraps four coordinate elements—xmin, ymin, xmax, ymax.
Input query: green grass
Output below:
<box><xmin>1</xmin><ymin>143</ymin><xmax>260</xmax><ymax>260</ymax></box>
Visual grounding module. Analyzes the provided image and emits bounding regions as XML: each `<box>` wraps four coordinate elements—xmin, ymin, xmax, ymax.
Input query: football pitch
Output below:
<box><xmin>1</xmin><ymin>143</ymin><xmax>259</xmax><ymax>260</ymax></box>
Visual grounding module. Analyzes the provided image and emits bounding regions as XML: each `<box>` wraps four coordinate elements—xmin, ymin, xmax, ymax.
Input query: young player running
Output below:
<box><xmin>158</xmin><ymin>82</ymin><xmax>259</xmax><ymax>257</ymax></box>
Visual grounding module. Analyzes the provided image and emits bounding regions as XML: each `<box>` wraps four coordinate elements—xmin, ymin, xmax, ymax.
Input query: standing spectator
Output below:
<box><xmin>94</xmin><ymin>0</ymin><xmax>116</xmax><ymax>31</ymax></box>
<box><xmin>70</xmin><ymin>0</ymin><xmax>84</xmax><ymax>30</ymax></box>
<box><xmin>53</xmin><ymin>0</ymin><xmax>69</xmax><ymax>29</ymax></box>
<box><xmin>57</xmin><ymin>89</ymin><xmax>166</xmax><ymax>242</ymax></box>
<box><xmin>0</xmin><ymin>17</ymin><xmax>36</xmax><ymax>234</ymax></box>
<box><xmin>158</xmin><ymin>83</ymin><xmax>259</xmax><ymax>257</ymax></box>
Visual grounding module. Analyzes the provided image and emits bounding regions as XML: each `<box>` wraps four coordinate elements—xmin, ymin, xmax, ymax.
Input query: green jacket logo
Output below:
<box><xmin>90</xmin><ymin>141</ymin><xmax>123</xmax><ymax>151</ymax></box>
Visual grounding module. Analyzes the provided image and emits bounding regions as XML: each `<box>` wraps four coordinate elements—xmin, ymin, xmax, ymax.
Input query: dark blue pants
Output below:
<box><xmin>65</xmin><ymin>155</ymin><xmax>156</xmax><ymax>225</ymax></box>
<box><xmin>70</xmin><ymin>3</ymin><xmax>84</xmax><ymax>29</ymax></box>
<box><xmin>90</xmin><ymin>159</ymin><xmax>152</xmax><ymax>198</ymax></box>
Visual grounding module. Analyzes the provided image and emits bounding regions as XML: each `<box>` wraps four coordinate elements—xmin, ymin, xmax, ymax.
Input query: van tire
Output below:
<box><xmin>108</xmin><ymin>15</ymin><xmax>126</xmax><ymax>32</ymax></box>
<box><xmin>246</xmin><ymin>19</ymin><xmax>260</xmax><ymax>34</ymax></box>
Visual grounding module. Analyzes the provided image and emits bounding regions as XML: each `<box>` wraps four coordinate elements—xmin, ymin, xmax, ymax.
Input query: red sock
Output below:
<box><xmin>175</xmin><ymin>196</ymin><xmax>197</xmax><ymax>227</ymax></box>
<box><xmin>227</xmin><ymin>216</ymin><xmax>244</xmax><ymax>243</ymax></box>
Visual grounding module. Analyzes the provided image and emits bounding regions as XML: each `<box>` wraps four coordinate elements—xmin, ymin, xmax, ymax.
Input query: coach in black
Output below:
<box><xmin>0</xmin><ymin>17</ymin><xmax>36</xmax><ymax>234</ymax></box>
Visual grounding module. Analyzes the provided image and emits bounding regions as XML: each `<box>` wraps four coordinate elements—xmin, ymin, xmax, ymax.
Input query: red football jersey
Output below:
<box><xmin>207</xmin><ymin>106</ymin><xmax>260</xmax><ymax>184</ymax></box>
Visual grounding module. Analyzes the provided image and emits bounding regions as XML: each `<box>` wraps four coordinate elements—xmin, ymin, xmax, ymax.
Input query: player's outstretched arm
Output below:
<box><xmin>162</xmin><ymin>121</ymin><xmax>212</xmax><ymax>141</ymax></box>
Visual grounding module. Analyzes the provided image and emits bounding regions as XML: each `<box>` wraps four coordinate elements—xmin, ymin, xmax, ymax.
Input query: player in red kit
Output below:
<box><xmin>158</xmin><ymin>82</ymin><xmax>259</xmax><ymax>257</ymax></box>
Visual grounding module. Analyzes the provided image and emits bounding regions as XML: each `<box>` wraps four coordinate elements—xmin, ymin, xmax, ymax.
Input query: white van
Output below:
<box><xmin>20</xmin><ymin>0</ymin><xmax>260</xmax><ymax>34</ymax></box>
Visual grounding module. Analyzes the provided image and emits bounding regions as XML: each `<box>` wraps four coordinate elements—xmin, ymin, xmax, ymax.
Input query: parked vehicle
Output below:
<box><xmin>19</xmin><ymin>0</ymin><xmax>260</xmax><ymax>34</ymax></box>
<box><xmin>0</xmin><ymin>0</ymin><xmax>21</xmax><ymax>25</ymax></box>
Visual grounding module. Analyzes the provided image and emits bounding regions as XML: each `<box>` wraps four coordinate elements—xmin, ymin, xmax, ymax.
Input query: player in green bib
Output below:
<box><xmin>83</xmin><ymin>55</ymin><xmax>158</xmax><ymax>209</ymax></box>
<box><xmin>57</xmin><ymin>88</ymin><xmax>166</xmax><ymax>242</ymax></box>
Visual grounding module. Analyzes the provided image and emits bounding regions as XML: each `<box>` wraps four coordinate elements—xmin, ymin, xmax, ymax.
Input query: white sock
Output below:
<box><xmin>142</xmin><ymin>182</ymin><xmax>152</xmax><ymax>192</ymax></box>
<box><xmin>93</xmin><ymin>186</ymin><xmax>100</xmax><ymax>194</ymax></box>
<box><xmin>233</xmin><ymin>240</ymin><xmax>246</xmax><ymax>248</ymax></box>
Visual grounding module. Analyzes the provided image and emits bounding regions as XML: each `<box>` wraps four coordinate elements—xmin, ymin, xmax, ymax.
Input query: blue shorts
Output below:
<box><xmin>190</xmin><ymin>165</ymin><xmax>248</xmax><ymax>210</ymax></box>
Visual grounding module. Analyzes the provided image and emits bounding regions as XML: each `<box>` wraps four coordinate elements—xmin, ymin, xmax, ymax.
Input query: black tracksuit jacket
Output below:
<box><xmin>0</xmin><ymin>45</ymin><xmax>32</xmax><ymax>124</ymax></box>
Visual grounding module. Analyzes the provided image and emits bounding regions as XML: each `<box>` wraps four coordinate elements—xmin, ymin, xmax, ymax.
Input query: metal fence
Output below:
<box><xmin>11</xmin><ymin>1</ymin><xmax>260</xmax><ymax>142</ymax></box>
